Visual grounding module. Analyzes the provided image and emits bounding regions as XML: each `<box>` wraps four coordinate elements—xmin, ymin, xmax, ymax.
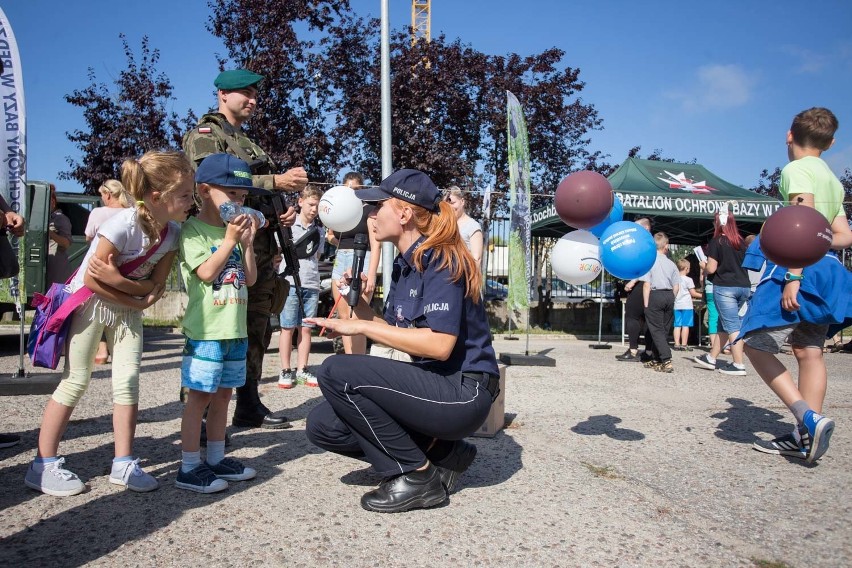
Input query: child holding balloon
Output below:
<box><xmin>743</xmin><ymin>107</ymin><xmax>852</xmax><ymax>463</ymax></box>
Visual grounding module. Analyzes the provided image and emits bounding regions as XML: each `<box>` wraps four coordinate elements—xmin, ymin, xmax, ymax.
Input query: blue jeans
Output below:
<box><xmin>280</xmin><ymin>287</ymin><xmax>319</xmax><ymax>328</ymax></box>
<box><xmin>713</xmin><ymin>286</ymin><xmax>750</xmax><ymax>334</ymax></box>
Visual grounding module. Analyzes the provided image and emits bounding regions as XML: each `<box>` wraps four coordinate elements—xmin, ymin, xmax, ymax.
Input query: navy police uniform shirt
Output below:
<box><xmin>384</xmin><ymin>236</ymin><xmax>499</xmax><ymax>377</ymax></box>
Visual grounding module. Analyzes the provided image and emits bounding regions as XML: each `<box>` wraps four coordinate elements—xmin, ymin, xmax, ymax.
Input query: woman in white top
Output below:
<box><xmin>444</xmin><ymin>186</ymin><xmax>483</xmax><ymax>265</ymax></box>
<box><xmin>85</xmin><ymin>179</ymin><xmax>130</xmax><ymax>364</ymax></box>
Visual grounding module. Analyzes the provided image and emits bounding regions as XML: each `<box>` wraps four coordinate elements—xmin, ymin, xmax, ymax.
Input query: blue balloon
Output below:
<box><xmin>588</xmin><ymin>195</ymin><xmax>624</xmax><ymax>238</ymax></box>
<box><xmin>599</xmin><ymin>221</ymin><xmax>656</xmax><ymax>280</ymax></box>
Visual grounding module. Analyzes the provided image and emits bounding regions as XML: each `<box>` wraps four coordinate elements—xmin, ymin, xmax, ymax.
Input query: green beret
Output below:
<box><xmin>214</xmin><ymin>69</ymin><xmax>265</xmax><ymax>90</ymax></box>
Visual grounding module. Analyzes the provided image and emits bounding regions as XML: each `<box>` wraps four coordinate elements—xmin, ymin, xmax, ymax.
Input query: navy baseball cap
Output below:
<box><xmin>195</xmin><ymin>154</ymin><xmax>271</xmax><ymax>196</ymax></box>
<box><xmin>356</xmin><ymin>169</ymin><xmax>442</xmax><ymax>212</ymax></box>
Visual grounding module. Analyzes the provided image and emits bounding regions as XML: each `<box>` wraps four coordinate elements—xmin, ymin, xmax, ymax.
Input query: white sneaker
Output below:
<box><xmin>278</xmin><ymin>369</ymin><xmax>294</xmax><ymax>389</ymax></box>
<box><xmin>109</xmin><ymin>458</ymin><xmax>160</xmax><ymax>492</ymax></box>
<box><xmin>297</xmin><ymin>368</ymin><xmax>319</xmax><ymax>387</ymax></box>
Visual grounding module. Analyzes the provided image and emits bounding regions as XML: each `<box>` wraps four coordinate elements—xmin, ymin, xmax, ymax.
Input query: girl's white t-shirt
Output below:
<box><xmin>70</xmin><ymin>208</ymin><xmax>180</xmax><ymax>292</ymax></box>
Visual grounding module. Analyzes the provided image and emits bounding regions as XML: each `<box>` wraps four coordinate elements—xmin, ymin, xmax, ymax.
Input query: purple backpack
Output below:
<box><xmin>27</xmin><ymin>227</ymin><xmax>169</xmax><ymax>369</ymax></box>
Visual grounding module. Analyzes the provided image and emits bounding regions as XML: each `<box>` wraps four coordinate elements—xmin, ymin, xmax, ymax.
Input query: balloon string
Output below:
<box><xmin>319</xmin><ymin>293</ymin><xmax>345</xmax><ymax>337</ymax></box>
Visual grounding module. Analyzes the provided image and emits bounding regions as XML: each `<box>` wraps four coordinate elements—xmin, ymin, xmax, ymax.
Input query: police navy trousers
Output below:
<box><xmin>306</xmin><ymin>354</ymin><xmax>493</xmax><ymax>478</ymax></box>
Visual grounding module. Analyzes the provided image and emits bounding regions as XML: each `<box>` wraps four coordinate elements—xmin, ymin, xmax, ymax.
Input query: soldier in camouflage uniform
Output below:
<box><xmin>183</xmin><ymin>69</ymin><xmax>308</xmax><ymax>429</ymax></box>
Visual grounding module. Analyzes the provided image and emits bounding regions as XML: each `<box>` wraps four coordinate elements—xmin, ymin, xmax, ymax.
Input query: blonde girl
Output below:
<box><xmin>25</xmin><ymin>151</ymin><xmax>195</xmax><ymax>497</ymax></box>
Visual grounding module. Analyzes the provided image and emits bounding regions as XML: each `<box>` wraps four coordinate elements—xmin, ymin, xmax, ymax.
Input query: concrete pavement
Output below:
<box><xmin>1</xmin><ymin>328</ymin><xmax>850</xmax><ymax>567</ymax></box>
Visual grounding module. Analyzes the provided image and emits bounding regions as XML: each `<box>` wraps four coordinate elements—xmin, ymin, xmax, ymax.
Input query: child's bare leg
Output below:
<box><xmin>113</xmin><ymin>403</ymin><xmax>138</xmax><ymax>458</ymax></box>
<box><xmin>37</xmin><ymin>400</ymin><xmax>75</xmax><ymax>458</ymax></box>
<box><xmin>793</xmin><ymin>346</ymin><xmax>827</xmax><ymax>413</ymax></box>
<box><xmin>744</xmin><ymin>344</ymin><xmax>803</xmax><ymax>407</ymax></box>
<box><xmin>278</xmin><ymin>328</ymin><xmax>294</xmax><ymax>369</ymax></box>
<box><xmin>205</xmin><ymin>387</ymin><xmax>233</xmax><ymax>442</ymax></box>
<box><xmin>297</xmin><ymin>327</ymin><xmax>312</xmax><ymax>369</ymax></box>
<box><xmin>181</xmin><ymin>390</ymin><xmax>212</xmax><ymax>453</ymax></box>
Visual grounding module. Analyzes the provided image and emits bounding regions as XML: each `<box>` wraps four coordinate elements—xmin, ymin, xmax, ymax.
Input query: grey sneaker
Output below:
<box><xmin>207</xmin><ymin>457</ymin><xmax>257</xmax><ymax>481</ymax></box>
<box><xmin>109</xmin><ymin>458</ymin><xmax>160</xmax><ymax>492</ymax></box>
<box><xmin>278</xmin><ymin>368</ymin><xmax>294</xmax><ymax>389</ymax></box>
<box><xmin>175</xmin><ymin>463</ymin><xmax>228</xmax><ymax>493</ymax></box>
<box><xmin>24</xmin><ymin>457</ymin><xmax>86</xmax><ymax>497</ymax></box>
<box><xmin>296</xmin><ymin>368</ymin><xmax>319</xmax><ymax>387</ymax></box>
<box><xmin>693</xmin><ymin>354</ymin><xmax>718</xmax><ymax>370</ymax></box>
<box><xmin>717</xmin><ymin>361</ymin><xmax>747</xmax><ymax>376</ymax></box>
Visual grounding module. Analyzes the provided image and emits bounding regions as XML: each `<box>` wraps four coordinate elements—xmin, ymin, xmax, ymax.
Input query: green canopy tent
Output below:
<box><xmin>532</xmin><ymin>158</ymin><xmax>782</xmax><ymax>245</ymax></box>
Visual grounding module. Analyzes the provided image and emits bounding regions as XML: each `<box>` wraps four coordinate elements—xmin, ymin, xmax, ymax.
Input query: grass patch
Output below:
<box><xmin>581</xmin><ymin>462</ymin><xmax>621</xmax><ymax>480</ymax></box>
<box><xmin>143</xmin><ymin>317</ymin><xmax>181</xmax><ymax>328</ymax></box>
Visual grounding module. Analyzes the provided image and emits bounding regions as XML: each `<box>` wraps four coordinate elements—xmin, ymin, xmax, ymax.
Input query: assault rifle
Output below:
<box><xmin>243</xmin><ymin>158</ymin><xmax>306</xmax><ymax>320</ymax></box>
<box><xmin>269</xmin><ymin>194</ymin><xmax>305</xmax><ymax>320</ymax></box>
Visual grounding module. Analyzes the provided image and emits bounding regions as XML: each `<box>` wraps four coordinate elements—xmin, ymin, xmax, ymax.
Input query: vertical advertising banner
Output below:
<box><xmin>0</xmin><ymin>7</ymin><xmax>26</xmax><ymax>306</ymax></box>
<box><xmin>506</xmin><ymin>91</ymin><xmax>531</xmax><ymax>317</ymax></box>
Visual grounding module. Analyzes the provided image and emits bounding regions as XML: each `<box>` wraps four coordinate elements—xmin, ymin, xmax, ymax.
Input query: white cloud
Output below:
<box><xmin>779</xmin><ymin>45</ymin><xmax>829</xmax><ymax>74</ymax></box>
<box><xmin>824</xmin><ymin>143</ymin><xmax>852</xmax><ymax>177</ymax></box>
<box><xmin>664</xmin><ymin>64</ymin><xmax>756</xmax><ymax>113</ymax></box>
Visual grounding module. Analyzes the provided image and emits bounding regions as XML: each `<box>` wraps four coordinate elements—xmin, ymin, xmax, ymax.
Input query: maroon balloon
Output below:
<box><xmin>760</xmin><ymin>205</ymin><xmax>832</xmax><ymax>268</ymax></box>
<box><xmin>555</xmin><ymin>171</ymin><xmax>614</xmax><ymax>229</ymax></box>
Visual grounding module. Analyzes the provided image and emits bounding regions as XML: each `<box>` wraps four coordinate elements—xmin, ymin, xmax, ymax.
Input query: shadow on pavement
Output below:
<box><xmin>570</xmin><ymin>414</ymin><xmax>645</xmax><ymax>441</ymax></box>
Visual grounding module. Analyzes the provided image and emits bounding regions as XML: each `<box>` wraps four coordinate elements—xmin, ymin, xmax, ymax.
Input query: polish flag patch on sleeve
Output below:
<box><xmin>198</xmin><ymin>127</ymin><xmax>212</xmax><ymax>134</ymax></box>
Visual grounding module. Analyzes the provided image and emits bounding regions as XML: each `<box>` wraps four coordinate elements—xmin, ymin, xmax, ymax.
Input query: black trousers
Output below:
<box><xmin>645</xmin><ymin>290</ymin><xmax>674</xmax><ymax>362</ymax></box>
<box><xmin>306</xmin><ymin>355</ymin><xmax>493</xmax><ymax>477</ymax></box>
<box><xmin>625</xmin><ymin>285</ymin><xmax>654</xmax><ymax>352</ymax></box>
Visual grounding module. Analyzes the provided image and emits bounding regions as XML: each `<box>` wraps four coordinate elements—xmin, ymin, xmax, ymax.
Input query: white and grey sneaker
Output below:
<box><xmin>693</xmin><ymin>354</ymin><xmax>719</xmax><ymax>370</ymax></box>
<box><xmin>717</xmin><ymin>361</ymin><xmax>747</xmax><ymax>376</ymax></box>
<box><xmin>278</xmin><ymin>369</ymin><xmax>294</xmax><ymax>389</ymax></box>
<box><xmin>109</xmin><ymin>458</ymin><xmax>160</xmax><ymax>492</ymax></box>
<box><xmin>24</xmin><ymin>457</ymin><xmax>86</xmax><ymax>497</ymax></box>
<box><xmin>296</xmin><ymin>368</ymin><xmax>319</xmax><ymax>387</ymax></box>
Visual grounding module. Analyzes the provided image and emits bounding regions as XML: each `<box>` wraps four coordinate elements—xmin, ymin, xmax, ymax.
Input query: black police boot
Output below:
<box><xmin>232</xmin><ymin>379</ymin><xmax>292</xmax><ymax>430</ymax></box>
<box><xmin>430</xmin><ymin>440</ymin><xmax>477</xmax><ymax>494</ymax></box>
<box><xmin>360</xmin><ymin>463</ymin><xmax>448</xmax><ymax>513</ymax></box>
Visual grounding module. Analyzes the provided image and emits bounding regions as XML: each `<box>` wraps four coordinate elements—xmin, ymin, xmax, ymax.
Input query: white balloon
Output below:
<box><xmin>551</xmin><ymin>229</ymin><xmax>601</xmax><ymax>285</ymax></box>
<box><xmin>319</xmin><ymin>185</ymin><xmax>363</xmax><ymax>233</ymax></box>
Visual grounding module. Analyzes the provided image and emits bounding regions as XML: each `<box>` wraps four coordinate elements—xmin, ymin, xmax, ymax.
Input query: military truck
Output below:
<box><xmin>0</xmin><ymin>180</ymin><xmax>99</xmax><ymax>318</ymax></box>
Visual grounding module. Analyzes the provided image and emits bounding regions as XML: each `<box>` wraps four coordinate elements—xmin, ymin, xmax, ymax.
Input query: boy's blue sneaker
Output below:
<box><xmin>801</xmin><ymin>410</ymin><xmax>835</xmax><ymax>464</ymax></box>
<box><xmin>175</xmin><ymin>463</ymin><xmax>228</xmax><ymax>493</ymax></box>
<box><xmin>207</xmin><ymin>457</ymin><xmax>256</xmax><ymax>482</ymax></box>
<box><xmin>753</xmin><ymin>431</ymin><xmax>806</xmax><ymax>459</ymax></box>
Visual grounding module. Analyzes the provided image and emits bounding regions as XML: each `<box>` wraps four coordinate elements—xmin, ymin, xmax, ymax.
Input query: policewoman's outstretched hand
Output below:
<box><xmin>303</xmin><ymin>315</ymin><xmax>363</xmax><ymax>338</ymax></box>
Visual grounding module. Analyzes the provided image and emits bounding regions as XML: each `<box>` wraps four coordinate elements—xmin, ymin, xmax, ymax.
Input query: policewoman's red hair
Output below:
<box><xmin>389</xmin><ymin>198</ymin><xmax>482</xmax><ymax>302</ymax></box>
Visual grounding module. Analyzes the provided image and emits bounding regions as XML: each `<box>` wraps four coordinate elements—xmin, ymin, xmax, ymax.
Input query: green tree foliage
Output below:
<box><xmin>207</xmin><ymin>0</ymin><xmax>351</xmax><ymax>184</ymax></box>
<box><xmin>61</xmin><ymin>36</ymin><xmax>194</xmax><ymax>193</ymax></box>
<box><xmin>320</xmin><ymin>17</ymin><xmax>603</xmax><ymax>216</ymax></box>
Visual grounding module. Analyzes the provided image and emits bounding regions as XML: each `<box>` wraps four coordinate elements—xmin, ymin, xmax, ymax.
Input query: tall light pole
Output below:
<box><xmin>380</xmin><ymin>0</ymin><xmax>394</xmax><ymax>293</ymax></box>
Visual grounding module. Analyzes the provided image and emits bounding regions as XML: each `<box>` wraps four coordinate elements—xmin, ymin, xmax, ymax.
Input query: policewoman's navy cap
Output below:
<box><xmin>195</xmin><ymin>154</ymin><xmax>271</xmax><ymax>196</ymax></box>
<box><xmin>214</xmin><ymin>69</ymin><xmax>265</xmax><ymax>90</ymax></box>
<box><xmin>357</xmin><ymin>169</ymin><xmax>442</xmax><ymax>212</ymax></box>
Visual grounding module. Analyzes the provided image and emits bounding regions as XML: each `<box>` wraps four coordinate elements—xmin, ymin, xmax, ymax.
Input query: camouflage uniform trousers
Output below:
<box><xmin>238</xmin><ymin>278</ymin><xmax>285</xmax><ymax>409</ymax></box>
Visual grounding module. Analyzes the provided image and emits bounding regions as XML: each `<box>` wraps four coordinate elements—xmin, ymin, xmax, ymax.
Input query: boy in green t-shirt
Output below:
<box><xmin>745</xmin><ymin>108</ymin><xmax>852</xmax><ymax>464</ymax></box>
<box><xmin>177</xmin><ymin>153</ymin><xmax>270</xmax><ymax>493</ymax></box>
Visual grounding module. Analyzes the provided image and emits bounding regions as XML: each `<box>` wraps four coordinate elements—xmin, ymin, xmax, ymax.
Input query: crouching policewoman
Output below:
<box><xmin>303</xmin><ymin>169</ymin><xmax>500</xmax><ymax>513</ymax></box>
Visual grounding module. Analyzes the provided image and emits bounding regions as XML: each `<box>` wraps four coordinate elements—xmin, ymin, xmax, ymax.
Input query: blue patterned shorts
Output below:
<box><xmin>181</xmin><ymin>337</ymin><xmax>247</xmax><ymax>393</ymax></box>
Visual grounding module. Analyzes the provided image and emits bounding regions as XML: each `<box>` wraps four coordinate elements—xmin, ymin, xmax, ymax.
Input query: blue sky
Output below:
<box><xmin>4</xmin><ymin>0</ymin><xmax>852</xmax><ymax>194</ymax></box>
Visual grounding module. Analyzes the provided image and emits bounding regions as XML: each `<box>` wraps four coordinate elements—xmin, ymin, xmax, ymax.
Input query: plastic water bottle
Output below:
<box><xmin>219</xmin><ymin>202</ymin><xmax>267</xmax><ymax>228</ymax></box>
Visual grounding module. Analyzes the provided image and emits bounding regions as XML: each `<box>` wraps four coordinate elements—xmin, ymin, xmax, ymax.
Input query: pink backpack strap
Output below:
<box><xmin>117</xmin><ymin>226</ymin><xmax>170</xmax><ymax>276</ymax></box>
<box><xmin>44</xmin><ymin>226</ymin><xmax>170</xmax><ymax>332</ymax></box>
